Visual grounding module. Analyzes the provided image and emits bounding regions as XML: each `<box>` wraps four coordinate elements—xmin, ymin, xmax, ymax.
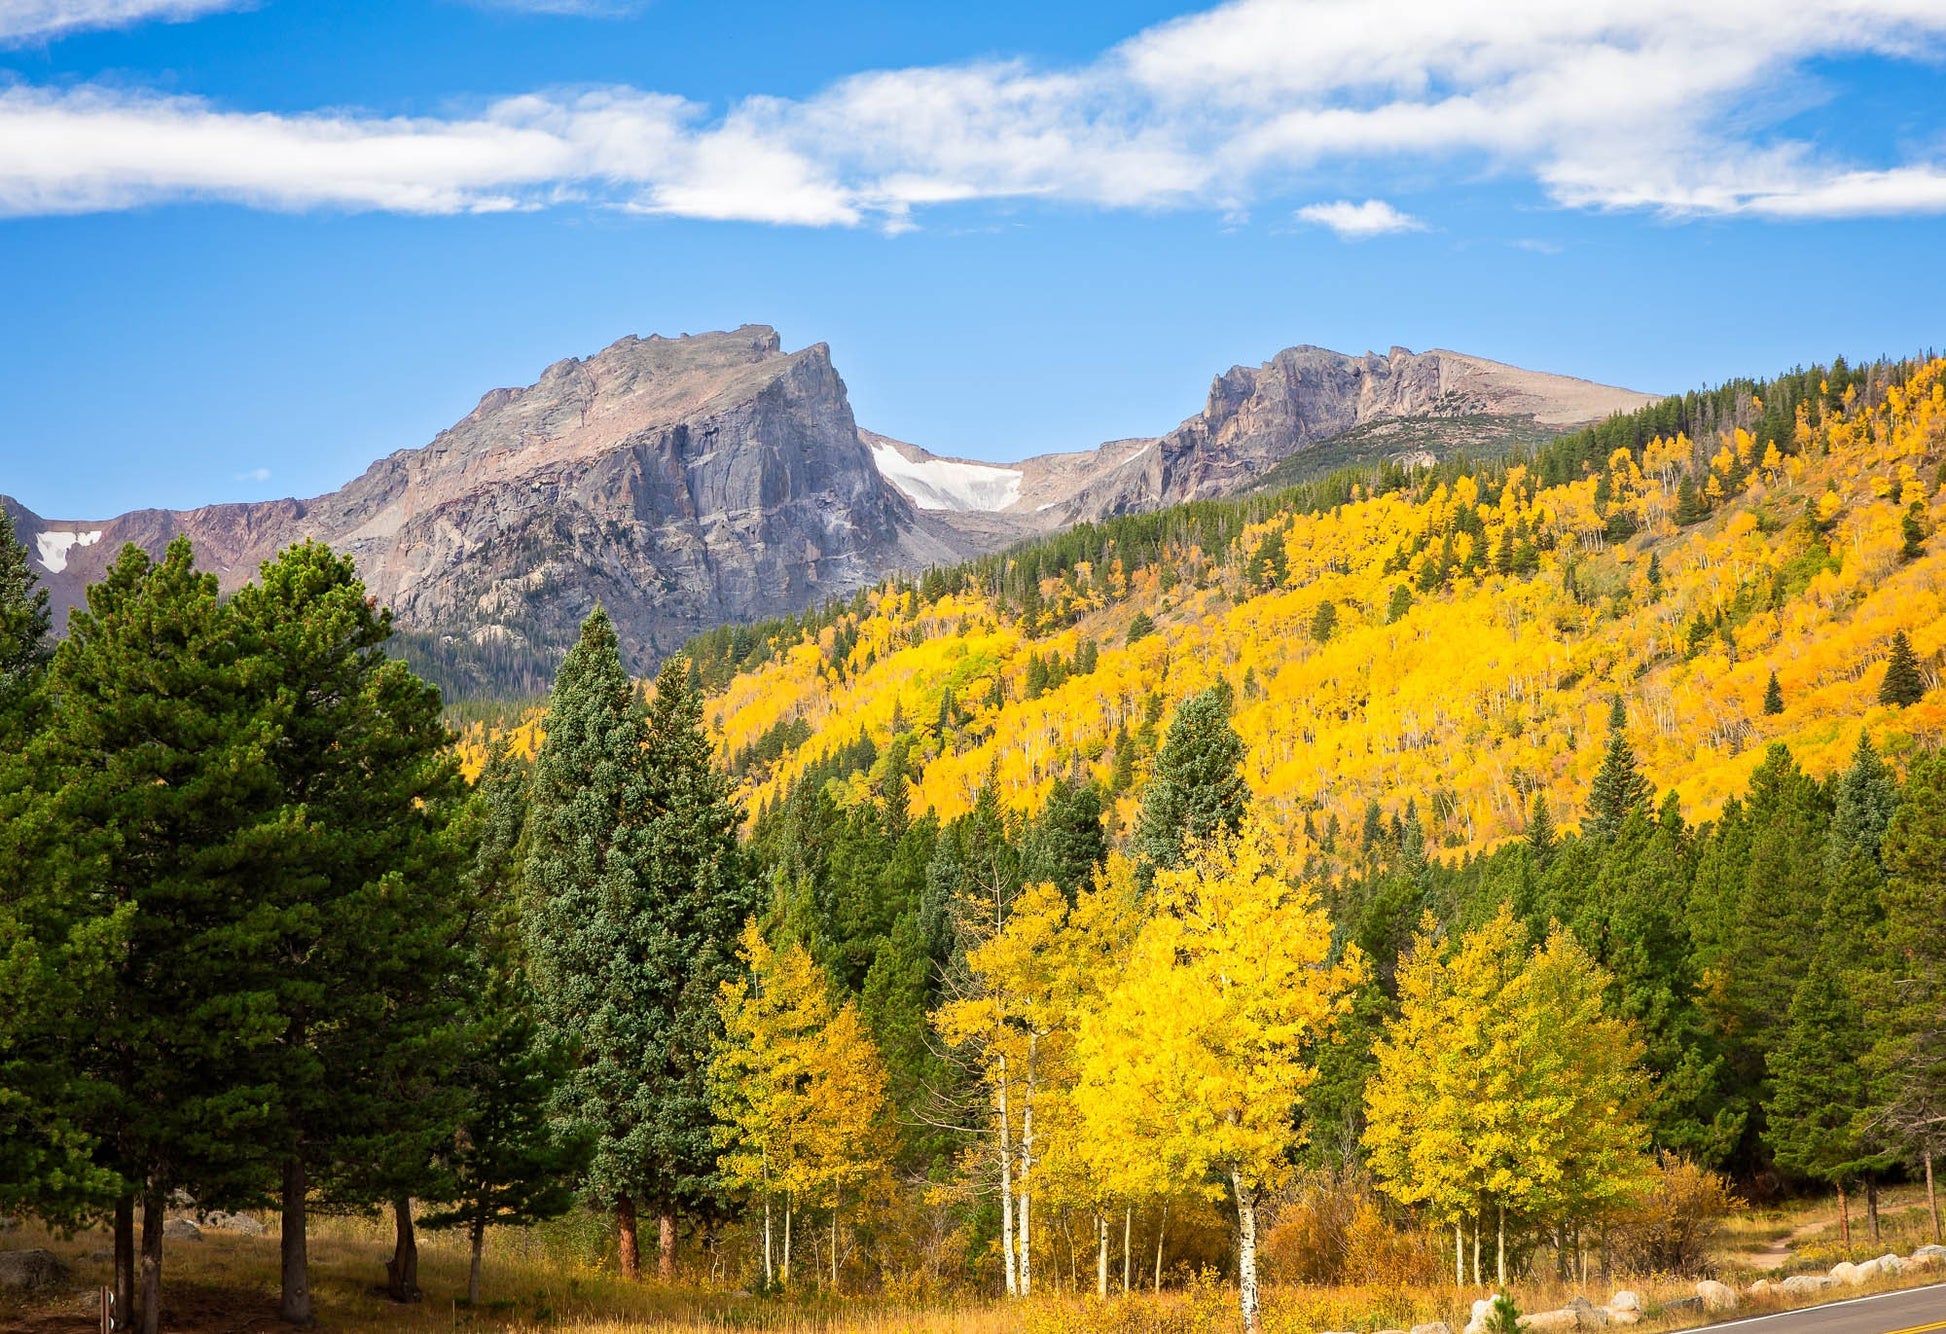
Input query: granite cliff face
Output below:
<box><xmin>3</xmin><ymin>332</ymin><xmax>1652</xmax><ymax>697</ymax></box>
<box><xmin>6</xmin><ymin>327</ymin><xmax>977</xmax><ymax>689</ymax></box>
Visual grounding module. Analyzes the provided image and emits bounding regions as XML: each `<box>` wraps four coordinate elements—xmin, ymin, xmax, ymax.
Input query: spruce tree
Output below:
<box><xmin>1880</xmin><ymin>631</ymin><xmax>1926</xmax><ymax>707</ymax></box>
<box><xmin>1020</xmin><ymin>778</ymin><xmax>1107</xmax><ymax>900</ymax></box>
<box><xmin>0</xmin><ymin>507</ymin><xmax>50</xmax><ymax>739</ymax></box>
<box><xmin>1133</xmin><ymin>687</ymin><xmax>1248</xmax><ymax>874</ymax></box>
<box><xmin>1525</xmin><ymin>792</ymin><xmax>1556</xmax><ymax>867</ymax></box>
<box><xmin>1763</xmin><ymin>670</ymin><xmax>1784</xmax><ymax>716</ymax></box>
<box><xmin>1586</xmin><ymin>697</ymin><xmax>1652</xmax><ymax>841</ymax></box>
<box><xmin>524</xmin><ymin>618</ymin><xmax>756</xmax><ymax>1281</ymax></box>
<box><xmin>228</xmin><ymin>541</ymin><xmax>471</xmax><ymax>1326</ymax></box>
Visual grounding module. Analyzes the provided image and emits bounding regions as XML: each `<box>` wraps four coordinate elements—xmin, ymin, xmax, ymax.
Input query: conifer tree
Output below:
<box><xmin>228</xmin><ymin>541</ymin><xmax>470</xmax><ymax>1326</ymax></box>
<box><xmin>21</xmin><ymin>539</ymin><xmax>284</xmax><ymax>1333</ymax></box>
<box><xmin>1133</xmin><ymin>688</ymin><xmax>1247</xmax><ymax>874</ymax></box>
<box><xmin>1763</xmin><ymin>670</ymin><xmax>1784</xmax><ymax>716</ymax></box>
<box><xmin>1526</xmin><ymin>792</ymin><xmax>1556</xmax><ymax>866</ymax></box>
<box><xmin>1020</xmin><ymin>778</ymin><xmax>1107</xmax><ymax>901</ymax></box>
<box><xmin>0</xmin><ymin>507</ymin><xmax>50</xmax><ymax>739</ymax></box>
<box><xmin>1880</xmin><ymin>631</ymin><xmax>1926</xmax><ymax>707</ymax></box>
<box><xmin>1586</xmin><ymin>697</ymin><xmax>1652</xmax><ymax>841</ymax></box>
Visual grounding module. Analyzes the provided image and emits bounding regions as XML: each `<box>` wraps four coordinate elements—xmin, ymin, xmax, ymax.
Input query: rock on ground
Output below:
<box><xmin>1780</xmin><ymin>1275</ymin><xmax>1829</xmax><ymax>1296</ymax></box>
<box><xmin>1607</xmin><ymin>1291</ymin><xmax>1641</xmax><ymax>1313</ymax></box>
<box><xmin>0</xmin><ymin>1249</ymin><xmax>68</xmax><ymax>1291</ymax></box>
<box><xmin>1696</xmin><ymin>1280</ymin><xmax>1738</xmax><ymax>1311</ymax></box>
<box><xmin>161</xmin><ymin>1218</ymin><xmax>202</xmax><ymax>1241</ymax></box>
<box><xmin>202</xmin><ymin>1211</ymin><xmax>266</xmax><ymax>1236</ymax></box>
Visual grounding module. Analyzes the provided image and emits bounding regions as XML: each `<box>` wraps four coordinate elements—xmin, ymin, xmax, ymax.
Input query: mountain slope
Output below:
<box><xmin>697</xmin><ymin>354</ymin><xmax>1945</xmax><ymax>856</ymax></box>
<box><xmin>5</xmin><ymin>327</ymin><xmax>988</xmax><ymax>690</ymax></box>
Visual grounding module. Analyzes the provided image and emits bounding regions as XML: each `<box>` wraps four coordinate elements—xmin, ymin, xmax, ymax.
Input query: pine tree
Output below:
<box><xmin>20</xmin><ymin>539</ymin><xmax>287</xmax><ymax>1333</ymax></box>
<box><xmin>1763</xmin><ymin>670</ymin><xmax>1784</xmax><ymax>716</ymax></box>
<box><xmin>1020</xmin><ymin>778</ymin><xmax>1107</xmax><ymax>901</ymax></box>
<box><xmin>228</xmin><ymin>541</ymin><xmax>471</xmax><ymax>1326</ymax></box>
<box><xmin>1880</xmin><ymin>631</ymin><xmax>1926</xmax><ymax>707</ymax></box>
<box><xmin>1902</xmin><ymin>501</ymin><xmax>1928</xmax><ymax>560</ymax></box>
<box><xmin>0</xmin><ymin>507</ymin><xmax>50</xmax><ymax>740</ymax></box>
<box><xmin>1244</xmin><ymin>529</ymin><xmax>1288</xmax><ymax>592</ymax></box>
<box><xmin>1125</xmin><ymin>612</ymin><xmax>1155</xmax><ymax>645</ymax></box>
<box><xmin>1386</xmin><ymin>584</ymin><xmax>1413</xmax><ymax>624</ymax></box>
<box><xmin>1523</xmin><ymin>791</ymin><xmax>1556</xmax><ymax>866</ymax></box>
<box><xmin>1133</xmin><ymin>688</ymin><xmax>1247</xmax><ymax>874</ymax></box>
<box><xmin>1767</xmin><ymin>951</ymin><xmax>1890</xmax><ymax>1234</ymax></box>
<box><xmin>1311</xmin><ymin>600</ymin><xmax>1339</xmax><ymax>643</ymax></box>
<box><xmin>1586</xmin><ymin>697</ymin><xmax>1652</xmax><ymax>841</ymax></box>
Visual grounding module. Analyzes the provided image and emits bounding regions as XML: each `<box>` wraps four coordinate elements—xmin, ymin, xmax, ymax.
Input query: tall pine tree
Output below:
<box><xmin>1880</xmin><ymin>631</ymin><xmax>1927</xmax><ymax>707</ymax></box>
<box><xmin>1133</xmin><ymin>688</ymin><xmax>1247</xmax><ymax>874</ymax></box>
<box><xmin>1585</xmin><ymin>696</ymin><xmax>1652</xmax><ymax>841</ymax></box>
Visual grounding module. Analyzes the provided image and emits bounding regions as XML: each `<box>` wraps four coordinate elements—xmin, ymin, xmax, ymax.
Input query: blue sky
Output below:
<box><xmin>3</xmin><ymin>0</ymin><xmax>1945</xmax><ymax>518</ymax></box>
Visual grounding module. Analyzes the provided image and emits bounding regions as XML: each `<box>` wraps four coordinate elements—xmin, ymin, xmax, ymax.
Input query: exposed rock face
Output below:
<box><xmin>4</xmin><ymin>332</ymin><xmax>1651</xmax><ymax>697</ymax></box>
<box><xmin>6</xmin><ymin>327</ymin><xmax>979</xmax><ymax>689</ymax></box>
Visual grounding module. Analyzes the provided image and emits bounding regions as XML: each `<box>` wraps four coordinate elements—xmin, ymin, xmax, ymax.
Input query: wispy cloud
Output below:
<box><xmin>1</xmin><ymin>0</ymin><xmax>1944</xmax><ymax>227</ymax></box>
<box><xmin>460</xmin><ymin>0</ymin><xmax>648</xmax><ymax>15</ymax></box>
<box><xmin>0</xmin><ymin>0</ymin><xmax>244</xmax><ymax>44</ymax></box>
<box><xmin>1296</xmin><ymin>198</ymin><xmax>1424</xmax><ymax>238</ymax></box>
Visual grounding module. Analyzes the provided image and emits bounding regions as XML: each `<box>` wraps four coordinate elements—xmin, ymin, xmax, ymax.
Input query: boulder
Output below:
<box><xmin>1465</xmin><ymin>1295</ymin><xmax>1503</xmax><ymax>1334</ymax></box>
<box><xmin>1661</xmin><ymin>1297</ymin><xmax>1705</xmax><ymax>1318</ymax></box>
<box><xmin>0</xmin><ymin>1249</ymin><xmax>68</xmax><ymax>1291</ymax></box>
<box><xmin>1608</xmin><ymin>1292</ymin><xmax>1642</xmax><ymax>1314</ymax></box>
<box><xmin>1846</xmin><ymin>1259</ymin><xmax>1881</xmax><ymax>1284</ymax></box>
<box><xmin>0</xmin><ymin>1215</ymin><xmax>18</xmax><ymax>1233</ymax></box>
<box><xmin>1915</xmin><ymin>1244</ymin><xmax>1946</xmax><ymax>1259</ymax></box>
<box><xmin>1517</xmin><ymin>1309</ymin><xmax>1580</xmax><ymax>1332</ymax></box>
<box><xmin>1873</xmin><ymin>1254</ymin><xmax>1901</xmax><ymax>1277</ymax></box>
<box><xmin>1780</xmin><ymin>1275</ymin><xmax>1828</xmax><ymax>1296</ymax></box>
<box><xmin>1413</xmin><ymin>1323</ymin><xmax>1455</xmax><ymax>1334</ymax></box>
<box><xmin>1829</xmin><ymin>1261</ymin><xmax>1862</xmax><ymax>1284</ymax></box>
<box><xmin>1747</xmin><ymin>1280</ymin><xmax>1773</xmax><ymax>1298</ymax></box>
<box><xmin>1565</xmin><ymin>1297</ymin><xmax>1609</xmax><ymax>1329</ymax></box>
<box><xmin>1696</xmin><ymin>1280</ymin><xmax>1738</xmax><ymax>1311</ymax></box>
<box><xmin>161</xmin><ymin>1218</ymin><xmax>202</xmax><ymax>1241</ymax></box>
<box><xmin>202</xmin><ymin>1211</ymin><xmax>266</xmax><ymax>1237</ymax></box>
<box><xmin>1605</xmin><ymin>1311</ymin><xmax>1640</xmax><ymax>1326</ymax></box>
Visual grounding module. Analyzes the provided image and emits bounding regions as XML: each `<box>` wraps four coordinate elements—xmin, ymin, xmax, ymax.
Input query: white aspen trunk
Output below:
<box><xmin>1455</xmin><ymin>1222</ymin><xmax>1464</xmax><ymax>1288</ymax></box>
<box><xmin>1927</xmin><ymin>1150</ymin><xmax>1940</xmax><ymax>1245</ymax></box>
<box><xmin>1018</xmin><ymin>1033</ymin><xmax>1036</xmax><ymax>1299</ymax></box>
<box><xmin>783</xmin><ymin>1196</ymin><xmax>793</xmax><ymax>1285</ymax></box>
<box><xmin>1472</xmin><ymin>1213</ymin><xmax>1481</xmax><ymax>1286</ymax></box>
<box><xmin>1496</xmin><ymin>1205</ymin><xmax>1506</xmax><ymax>1288</ymax></box>
<box><xmin>1122</xmin><ymin>1205</ymin><xmax>1132</xmax><ymax>1295</ymax></box>
<box><xmin>1233</xmin><ymin>1173</ymin><xmax>1261</xmax><ymax>1334</ymax></box>
<box><xmin>831</xmin><ymin>1206</ymin><xmax>839</xmax><ymax>1292</ymax></box>
<box><xmin>763</xmin><ymin>1197</ymin><xmax>773</xmax><ymax>1288</ymax></box>
<box><xmin>997</xmin><ymin>1056</ymin><xmax>1019</xmax><ymax>1298</ymax></box>
<box><xmin>1154</xmin><ymin>1202</ymin><xmax>1167</xmax><ymax>1292</ymax></box>
<box><xmin>1097</xmin><ymin>1211</ymin><xmax>1109</xmax><ymax>1298</ymax></box>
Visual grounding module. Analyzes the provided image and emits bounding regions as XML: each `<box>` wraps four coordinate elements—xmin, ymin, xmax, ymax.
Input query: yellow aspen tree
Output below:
<box><xmin>1076</xmin><ymin>823</ymin><xmax>1366</xmax><ymax>1333</ymax></box>
<box><xmin>800</xmin><ymin>1000</ymin><xmax>894</xmax><ymax>1293</ymax></box>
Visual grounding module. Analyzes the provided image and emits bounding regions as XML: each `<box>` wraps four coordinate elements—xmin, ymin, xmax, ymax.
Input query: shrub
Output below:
<box><xmin>1605</xmin><ymin>1155</ymin><xmax>1741</xmax><ymax>1277</ymax></box>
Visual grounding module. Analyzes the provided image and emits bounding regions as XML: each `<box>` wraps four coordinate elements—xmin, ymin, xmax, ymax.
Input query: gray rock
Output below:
<box><xmin>0</xmin><ymin>1215</ymin><xmax>17</xmax><ymax>1233</ymax></box>
<box><xmin>0</xmin><ymin>1248</ymin><xmax>68</xmax><ymax>1290</ymax></box>
<box><xmin>1873</xmin><ymin>1253</ymin><xmax>1901</xmax><ymax>1276</ymax></box>
<box><xmin>1605</xmin><ymin>1312</ymin><xmax>1640</xmax><ymax>1326</ymax></box>
<box><xmin>1660</xmin><ymin>1297</ymin><xmax>1705</xmax><ymax>1318</ymax></box>
<box><xmin>202</xmin><ymin>1211</ymin><xmax>266</xmax><ymax>1237</ymax></box>
<box><xmin>1746</xmin><ymin>1280</ymin><xmax>1772</xmax><ymax>1298</ymax></box>
<box><xmin>161</xmin><ymin>1218</ymin><xmax>202</xmax><ymax>1241</ymax></box>
<box><xmin>1916</xmin><ymin>1244</ymin><xmax>1946</xmax><ymax>1259</ymax></box>
<box><xmin>1780</xmin><ymin>1275</ymin><xmax>1828</xmax><ymax>1296</ymax></box>
<box><xmin>1607</xmin><ymin>1292</ymin><xmax>1641</xmax><ymax>1314</ymax></box>
<box><xmin>1696</xmin><ymin>1280</ymin><xmax>1737</xmax><ymax>1311</ymax></box>
<box><xmin>1518</xmin><ymin>1310</ymin><xmax>1580</xmax><ymax>1332</ymax></box>
<box><xmin>1412</xmin><ymin>1322</ymin><xmax>1455</xmax><ymax>1334</ymax></box>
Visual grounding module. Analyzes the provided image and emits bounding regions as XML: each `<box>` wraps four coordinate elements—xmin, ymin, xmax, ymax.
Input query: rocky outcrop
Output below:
<box><xmin>0</xmin><ymin>1248</ymin><xmax>66</xmax><ymax>1291</ymax></box>
<box><xmin>6</xmin><ymin>327</ymin><xmax>985</xmax><ymax>692</ymax></box>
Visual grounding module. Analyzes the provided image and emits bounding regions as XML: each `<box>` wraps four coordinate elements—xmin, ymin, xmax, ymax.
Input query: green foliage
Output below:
<box><xmin>1585</xmin><ymin>700</ymin><xmax>1652</xmax><ymax>841</ymax></box>
<box><xmin>1133</xmin><ymin>687</ymin><xmax>1248</xmax><ymax>874</ymax></box>
<box><xmin>1879</xmin><ymin>630</ymin><xmax>1926</xmax><ymax>707</ymax></box>
<box><xmin>1125</xmin><ymin>611</ymin><xmax>1156</xmax><ymax>645</ymax></box>
<box><xmin>1763</xmin><ymin>670</ymin><xmax>1784</xmax><ymax>716</ymax></box>
<box><xmin>1311</xmin><ymin>600</ymin><xmax>1339</xmax><ymax>644</ymax></box>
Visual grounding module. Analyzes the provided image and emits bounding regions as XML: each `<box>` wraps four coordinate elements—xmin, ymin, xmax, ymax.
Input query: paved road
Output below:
<box><xmin>1703</xmin><ymin>1283</ymin><xmax>1946</xmax><ymax>1334</ymax></box>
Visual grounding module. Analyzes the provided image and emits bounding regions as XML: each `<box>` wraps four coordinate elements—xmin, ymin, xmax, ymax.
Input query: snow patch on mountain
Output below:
<box><xmin>870</xmin><ymin>443</ymin><xmax>1022</xmax><ymax>512</ymax></box>
<box><xmin>36</xmin><ymin>529</ymin><xmax>101</xmax><ymax>573</ymax></box>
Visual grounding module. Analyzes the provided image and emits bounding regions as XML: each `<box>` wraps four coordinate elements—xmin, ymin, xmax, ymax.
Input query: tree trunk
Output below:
<box><xmin>763</xmin><ymin>1196</ymin><xmax>774</xmax><ymax>1288</ymax></box>
<box><xmin>468</xmin><ymin>1215</ymin><xmax>485</xmax><ymax>1307</ymax></box>
<box><xmin>1837</xmin><ymin>1180</ymin><xmax>1851</xmax><ymax>1249</ymax></box>
<box><xmin>830</xmin><ymin>1206</ymin><xmax>839</xmax><ymax>1293</ymax></box>
<box><xmin>138</xmin><ymin>1188</ymin><xmax>162</xmax><ymax>1334</ymax></box>
<box><xmin>280</xmin><ymin>1155</ymin><xmax>311</xmax><ymax>1326</ymax></box>
<box><xmin>1233</xmin><ymin>1173</ymin><xmax>1261</xmax><ymax>1334</ymax></box>
<box><xmin>1496</xmin><ymin>1205</ymin><xmax>1506</xmax><ymax>1288</ymax></box>
<box><xmin>384</xmin><ymin>1197</ymin><xmax>421</xmax><ymax>1302</ymax></box>
<box><xmin>1866</xmin><ymin>1174</ymin><xmax>1880</xmax><ymax>1244</ymax></box>
<box><xmin>1153</xmin><ymin>1202</ymin><xmax>1166</xmax><ymax>1292</ymax></box>
<box><xmin>783</xmin><ymin>1196</ymin><xmax>793</xmax><ymax>1285</ymax></box>
<box><xmin>1122</xmin><ymin>1205</ymin><xmax>1132</xmax><ymax>1295</ymax></box>
<box><xmin>1019</xmin><ymin>1035</ymin><xmax>1035</xmax><ymax>1299</ymax></box>
<box><xmin>997</xmin><ymin>1062</ymin><xmax>1018</xmax><ymax>1298</ymax></box>
<box><xmin>1927</xmin><ymin>1150</ymin><xmax>1941</xmax><ymax>1245</ymax></box>
<box><xmin>113</xmin><ymin>1193</ymin><xmax>135</xmax><ymax>1333</ymax></box>
<box><xmin>1455</xmin><ymin>1222</ymin><xmax>1464</xmax><ymax>1288</ymax></box>
<box><xmin>1472</xmin><ymin>1213</ymin><xmax>1481</xmax><ymax>1286</ymax></box>
<box><xmin>616</xmin><ymin>1195</ymin><xmax>640</xmax><ymax>1280</ymax></box>
<box><xmin>1097</xmin><ymin>1211</ymin><xmax>1109</xmax><ymax>1299</ymax></box>
<box><xmin>658</xmin><ymin>1209</ymin><xmax>676</xmax><ymax>1283</ymax></box>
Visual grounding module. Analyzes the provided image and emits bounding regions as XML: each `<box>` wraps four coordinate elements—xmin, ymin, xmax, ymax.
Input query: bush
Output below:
<box><xmin>1262</xmin><ymin>1169</ymin><xmax>1443</xmax><ymax>1287</ymax></box>
<box><xmin>1606</xmin><ymin>1155</ymin><xmax>1741</xmax><ymax>1277</ymax></box>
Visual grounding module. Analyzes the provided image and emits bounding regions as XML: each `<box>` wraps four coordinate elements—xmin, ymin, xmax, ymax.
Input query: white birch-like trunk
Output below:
<box><xmin>997</xmin><ymin>1055</ymin><xmax>1019</xmax><ymax>1298</ymax></box>
<box><xmin>1122</xmin><ymin>1205</ymin><xmax>1132</xmax><ymax>1294</ymax></box>
<box><xmin>763</xmin><ymin>1197</ymin><xmax>773</xmax><ymax>1288</ymax></box>
<box><xmin>1928</xmin><ymin>1150</ymin><xmax>1940</xmax><ymax>1244</ymax></box>
<box><xmin>831</xmin><ymin>1207</ymin><xmax>839</xmax><ymax>1292</ymax></box>
<box><xmin>1496</xmin><ymin>1205</ymin><xmax>1506</xmax><ymax>1288</ymax></box>
<box><xmin>1096</xmin><ymin>1212</ymin><xmax>1109</xmax><ymax>1298</ymax></box>
<box><xmin>1154</xmin><ymin>1202</ymin><xmax>1167</xmax><ymax>1292</ymax></box>
<box><xmin>1018</xmin><ymin>1032</ymin><xmax>1036</xmax><ymax>1299</ymax></box>
<box><xmin>1455</xmin><ymin>1222</ymin><xmax>1464</xmax><ymax>1288</ymax></box>
<box><xmin>1233</xmin><ymin>1173</ymin><xmax>1261</xmax><ymax>1334</ymax></box>
<box><xmin>783</xmin><ymin>1196</ymin><xmax>793</xmax><ymax>1286</ymax></box>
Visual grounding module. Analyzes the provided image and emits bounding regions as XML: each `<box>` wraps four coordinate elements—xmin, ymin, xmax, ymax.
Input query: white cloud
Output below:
<box><xmin>1</xmin><ymin>0</ymin><xmax>1944</xmax><ymax>226</ymax></box>
<box><xmin>1296</xmin><ymin>198</ymin><xmax>1424</xmax><ymax>238</ymax></box>
<box><xmin>0</xmin><ymin>0</ymin><xmax>243</xmax><ymax>44</ymax></box>
<box><xmin>461</xmin><ymin>0</ymin><xmax>647</xmax><ymax>14</ymax></box>
<box><xmin>236</xmin><ymin>466</ymin><xmax>271</xmax><ymax>482</ymax></box>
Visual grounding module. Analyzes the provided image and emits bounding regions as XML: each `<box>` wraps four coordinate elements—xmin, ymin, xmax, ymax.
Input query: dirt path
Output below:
<box><xmin>1725</xmin><ymin>1218</ymin><xmax>1831</xmax><ymax>1273</ymax></box>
